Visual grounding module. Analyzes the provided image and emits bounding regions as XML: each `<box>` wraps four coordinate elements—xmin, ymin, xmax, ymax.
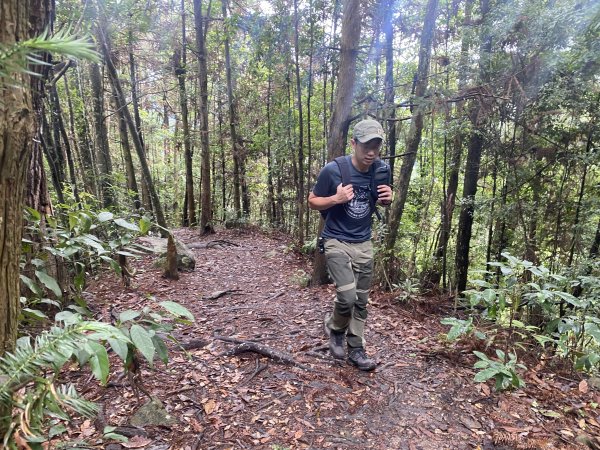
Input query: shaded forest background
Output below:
<box><xmin>27</xmin><ymin>0</ymin><xmax>599</xmax><ymax>291</ymax></box>
<box><xmin>1</xmin><ymin>0</ymin><xmax>600</xmax><ymax>446</ymax></box>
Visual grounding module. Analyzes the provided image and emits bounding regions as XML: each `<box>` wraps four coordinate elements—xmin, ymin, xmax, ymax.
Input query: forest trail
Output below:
<box><xmin>69</xmin><ymin>228</ymin><xmax>594</xmax><ymax>450</ymax></box>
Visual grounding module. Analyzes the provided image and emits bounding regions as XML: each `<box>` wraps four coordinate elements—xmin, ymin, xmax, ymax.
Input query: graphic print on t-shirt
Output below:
<box><xmin>345</xmin><ymin>186</ymin><xmax>371</xmax><ymax>219</ymax></box>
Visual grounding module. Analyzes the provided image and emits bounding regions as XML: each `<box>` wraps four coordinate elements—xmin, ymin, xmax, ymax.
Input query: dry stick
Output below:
<box><xmin>214</xmin><ymin>335</ymin><xmax>315</xmax><ymax>371</ymax></box>
<box><xmin>238</xmin><ymin>360</ymin><xmax>269</xmax><ymax>387</ymax></box>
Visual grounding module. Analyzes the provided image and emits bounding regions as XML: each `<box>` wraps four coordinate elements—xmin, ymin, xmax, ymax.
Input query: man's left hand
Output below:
<box><xmin>376</xmin><ymin>185</ymin><xmax>393</xmax><ymax>205</ymax></box>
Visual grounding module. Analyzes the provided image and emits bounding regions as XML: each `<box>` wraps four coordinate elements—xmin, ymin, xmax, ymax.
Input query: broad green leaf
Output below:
<box><xmin>21</xmin><ymin>274</ymin><xmax>43</xmax><ymax>296</ymax></box>
<box><xmin>473</xmin><ymin>351</ymin><xmax>490</xmax><ymax>361</ymax></box>
<box><xmin>35</xmin><ymin>270</ymin><xmax>62</xmax><ymax>298</ymax></box>
<box><xmin>108</xmin><ymin>338</ymin><xmax>129</xmax><ymax>361</ymax></box>
<box><xmin>87</xmin><ymin>341</ymin><xmax>109</xmax><ymax>384</ymax></box>
<box><xmin>152</xmin><ymin>335</ymin><xmax>169</xmax><ymax>365</ymax></box>
<box><xmin>159</xmin><ymin>301</ymin><xmax>195</xmax><ymax>321</ymax></box>
<box><xmin>474</xmin><ymin>368</ymin><xmax>498</xmax><ymax>382</ymax></box>
<box><xmin>74</xmin><ymin>267</ymin><xmax>86</xmax><ymax>291</ymax></box>
<box><xmin>114</xmin><ymin>218</ymin><xmax>140</xmax><ymax>231</ymax></box>
<box><xmin>98</xmin><ymin>211</ymin><xmax>114</xmax><ymax>222</ymax></box>
<box><xmin>139</xmin><ymin>216</ymin><xmax>151</xmax><ymax>235</ymax></box>
<box><xmin>78</xmin><ymin>235</ymin><xmax>106</xmax><ymax>254</ymax></box>
<box><xmin>22</xmin><ymin>308</ymin><xmax>48</xmax><ymax>320</ymax></box>
<box><xmin>130</xmin><ymin>324</ymin><xmax>155</xmax><ymax>365</ymax></box>
<box><xmin>119</xmin><ymin>310</ymin><xmax>140</xmax><ymax>323</ymax></box>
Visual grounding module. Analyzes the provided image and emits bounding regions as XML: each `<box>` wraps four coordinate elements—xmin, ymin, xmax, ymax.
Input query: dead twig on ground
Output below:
<box><xmin>214</xmin><ymin>335</ymin><xmax>315</xmax><ymax>371</ymax></box>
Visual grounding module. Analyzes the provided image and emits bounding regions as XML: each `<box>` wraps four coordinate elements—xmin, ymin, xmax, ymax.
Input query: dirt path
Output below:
<box><xmin>68</xmin><ymin>228</ymin><xmax>593</xmax><ymax>450</ymax></box>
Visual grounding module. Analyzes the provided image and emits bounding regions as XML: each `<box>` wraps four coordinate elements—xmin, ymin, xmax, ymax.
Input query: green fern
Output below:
<box><xmin>0</xmin><ymin>320</ymin><xmax>125</xmax><ymax>446</ymax></box>
<box><xmin>0</xmin><ymin>28</ymin><xmax>99</xmax><ymax>79</ymax></box>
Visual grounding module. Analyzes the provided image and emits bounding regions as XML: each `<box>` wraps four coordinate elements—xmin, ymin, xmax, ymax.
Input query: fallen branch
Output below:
<box><xmin>203</xmin><ymin>289</ymin><xmax>243</xmax><ymax>300</ymax></box>
<box><xmin>188</xmin><ymin>239</ymin><xmax>239</xmax><ymax>249</ymax></box>
<box><xmin>214</xmin><ymin>335</ymin><xmax>315</xmax><ymax>371</ymax></box>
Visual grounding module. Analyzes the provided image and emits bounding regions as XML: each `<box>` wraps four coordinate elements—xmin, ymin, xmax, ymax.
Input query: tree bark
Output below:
<box><xmin>293</xmin><ymin>0</ymin><xmax>305</xmax><ymax>244</ymax></box>
<box><xmin>98</xmin><ymin>23</ymin><xmax>168</xmax><ymax>235</ymax></box>
<box><xmin>176</xmin><ymin>1</ymin><xmax>196</xmax><ymax>226</ymax></box>
<box><xmin>454</xmin><ymin>0</ymin><xmax>492</xmax><ymax>293</ymax></box>
<box><xmin>222</xmin><ymin>0</ymin><xmax>249</xmax><ymax>219</ymax></box>
<box><xmin>311</xmin><ymin>0</ymin><xmax>362</xmax><ymax>286</ymax></box>
<box><xmin>383</xmin><ymin>0</ymin><xmax>439</xmax><ymax>253</ymax></box>
<box><xmin>89</xmin><ymin>62</ymin><xmax>114</xmax><ymax>207</ymax></box>
<box><xmin>193</xmin><ymin>0</ymin><xmax>213</xmax><ymax>233</ymax></box>
<box><xmin>0</xmin><ymin>0</ymin><xmax>52</xmax><ymax>355</ymax></box>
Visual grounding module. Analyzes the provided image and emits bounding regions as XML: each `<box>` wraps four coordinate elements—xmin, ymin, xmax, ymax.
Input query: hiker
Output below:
<box><xmin>308</xmin><ymin>119</ymin><xmax>393</xmax><ymax>371</ymax></box>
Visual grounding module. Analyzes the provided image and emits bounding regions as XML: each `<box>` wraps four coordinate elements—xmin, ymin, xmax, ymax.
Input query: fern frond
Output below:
<box><xmin>0</xmin><ymin>323</ymin><xmax>88</xmax><ymax>404</ymax></box>
<box><xmin>0</xmin><ymin>28</ymin><xmax>99</xmax><ymax>79</ymax></box>
<box><xmin>54</xmin><ymin>384</ymin><xmax>98</xmax><ymax>418</ymax></box>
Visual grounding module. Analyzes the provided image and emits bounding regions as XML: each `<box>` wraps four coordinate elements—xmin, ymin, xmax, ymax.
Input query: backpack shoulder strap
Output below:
<box><xmin>334</xmin><ymin>155</ymin><xmax>351</xmax><ymax>186</ymax></box>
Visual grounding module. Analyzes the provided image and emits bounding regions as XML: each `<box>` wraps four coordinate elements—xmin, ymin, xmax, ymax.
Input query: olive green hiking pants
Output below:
<box><xmin>324</xmin><ymin>238</ymin><xmax>373</xmax><ymax>349</ymax></box>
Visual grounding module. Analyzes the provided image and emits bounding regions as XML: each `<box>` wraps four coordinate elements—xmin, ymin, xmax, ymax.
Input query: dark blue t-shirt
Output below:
<box><xmin>312</xmin><ymin>155</ymin><xmax>375</xmax><ymax>243</ymax></box>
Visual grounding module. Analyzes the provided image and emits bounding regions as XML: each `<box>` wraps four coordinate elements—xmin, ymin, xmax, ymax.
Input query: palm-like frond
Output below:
<box><xmin>0</xmin><ymin>28</ymin><xmax>99</xmax><ymax>79</ymax></box>
<box><xmin>0</xmin><ymin>323</ymin><xmax>89</xmax><ymax>404</ymax></box>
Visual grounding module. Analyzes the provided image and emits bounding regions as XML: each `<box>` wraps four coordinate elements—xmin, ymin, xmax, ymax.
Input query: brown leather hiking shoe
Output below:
<box><xmin>348</xmin><ymin>347</ymin><xmax>376</xmax><ymax>371</ymax></box>
<box><xmin>329</xmin><ymin>330</ymin><xmax>346</xmax><ymax>360</ymax></box>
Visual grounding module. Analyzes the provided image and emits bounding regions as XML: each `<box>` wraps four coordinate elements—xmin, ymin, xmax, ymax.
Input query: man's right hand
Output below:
<box><xmin>334</xmin><ymin>183</ymin><xmax>354</xmax><ymax>204</ymax></box>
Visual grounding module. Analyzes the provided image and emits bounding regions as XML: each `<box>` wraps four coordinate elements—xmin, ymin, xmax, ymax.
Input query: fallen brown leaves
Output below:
<box><xmin>47</xmin><ymin>228</ymin><xmax>596</xmax><ymax>449</ymax></box>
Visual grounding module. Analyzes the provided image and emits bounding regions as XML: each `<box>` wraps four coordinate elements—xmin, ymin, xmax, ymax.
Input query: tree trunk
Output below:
<box><xmin>0</xmin><ymin>0</ymin><xmax>51</xmax><ymax>355</ymax></box>
<box><xmin>293</xmin><ymin>0</ymin><xmax>305</xmax><ymax>244</ymax></box>
<box><xmin>127</xmin><ymin>36</ymin><xmax>152</xmax><ymax>212</ymax></box>
<box><xmin>311</xmin><ymin>0</ymin><xmax>363</xmax><ymax>286</ymax></box>
<box><xmin>98</xmin><ymin>23</ymin><xmax>168</xmax><ymax>235</ymax></box>
<box><xmin>89</xmin><ymin>62</ymin><xmax>114</xmax><ymax>207</ymax></box>
<box><xmin>74</xmin><ymin>66</ymin><xmax>100</xmax><ymax>197</ymax></box>
<box><xmin>454</xmin><ymin>0</ymin><xmax>492</xmax><ymax>294</ymax></box>
<box><xmin>110</xmin><ymin>79</ymin><xmax>140</xmax><ymax>210</ymax></box>
<box><xmin>193</xmin><ymin>0</ymin><xmax>213</xmax><ymax>233</ymax></box>
<box><xmin>49</xmin><ymin>78</ymin><xmax>81</xmax><ymax>205</ymax></box>
<box><xmin>176</xmin><ymin>1</ymin><xmax>196</xmax><ymax>226</ymax></box>
<box><xmin>383</xmin><ymin>0</ymin><xmax>397</xmax><ymax>182</ymax></box>
<box><xmin>222</xmin><ymin>0</ymin><xmax>248</xmax><ymax>219</ymax></box>
<box><xmin>434</xmin><ymin>0</ymin><xmax>473</xmax><ymax>289</ymax></box>
<box><xmin>383</xmin><ymin>0</ymin><xmax>439</xmax><ymax>253</ymax></box>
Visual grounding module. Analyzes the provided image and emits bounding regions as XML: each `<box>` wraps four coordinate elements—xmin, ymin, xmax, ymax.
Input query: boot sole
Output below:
<box><xmin>348</xmin><ymin>358</ymin><xmax>377</xmax><ymax>371</ymax></box>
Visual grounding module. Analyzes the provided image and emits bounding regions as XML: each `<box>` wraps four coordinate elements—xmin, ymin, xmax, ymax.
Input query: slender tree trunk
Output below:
<box><xmin>311</xmin><ymin>0</ymin><xmax>363</xmax><ymax>286</ymax></box>
<box><xmin>49</xmin><ymin>79</ymin><xmax>81</xmax><ymax>205</ymax></box>
<box><xmin>222</xmin><ymin>0</ymin><xmax>248</xmax><ymax>219</ymax></box>
<box><xmin>110</xmin><ymin>79</ymin><xmax>140</xmax><ymax>209</ymax></box>
<box><xmin>128</xmin><ymin>35</ymin><xmax>152</xmax><ymax>211</ymax></box>
<box><xmin>41</xmin><ymin>112</ymin><xmax>65</xmax><ymax>204</ymax></box>
<box><xmin>434</xmin><ymin>0</ymin><xmax>473</xmax><ymax>289</ymax></box>
<box><xmin>193</xmin><ymin>0</ymin><xmax>213</xmax><ymax>233</ymax></box>
<box><xmin>99</xmin><ymin>23</ymin><xmax>168</xmax><ymax>235</ymax></box>
<box><xmin>384</xmin><ymin>0</ymin><xmax>439</xmax><ymax>254</ymax></box>
<box><xmin>74</xmin><ymin>65</ymin><xmax>99</xmax><ymax>197</ymax></box>
<box><xmin>293</xmin><ymin>0</ymin><xmax>305</xmax><ymax>244</ymax></box>
<box><xmin>89</xmin><ymin>62</ymin><xmax>114</xmax><ymax>207</ymax></box>
<box><xmin>176</xmin><ymin>1</ymin><xmax>196</xmax><ymax>226</ymax></box>
<box><xmin>383</xmin><ymin>0</ymin><xmax>397</xmax><ymax>181</ymax></box>
<box><xmin>267</xmin><ymin>74</ymin><xmax>276</xmax><ymax>225</ymax></box>
<box><xmin>305</xmin><ymin>0</ymin><xmax>315</xmax><ymax>240</ymax></box>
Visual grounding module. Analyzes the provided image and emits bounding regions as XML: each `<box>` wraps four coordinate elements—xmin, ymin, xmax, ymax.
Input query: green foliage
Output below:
<box><xmin>21</xmin><ymin>202</ymin><xmax>152</xmax><ymax>321</ymax></box>
<box><xmin>1</xmin><ymin>299</ymin><xmax>194</xmax><ymax>447</ymax></box>
<box><xmin>0</xmin><ymin>320</ymin><xmax>124</xmax><ymax>447</ymax></box>
<box><xmin>0</xmin><ymin>28</ymin><xmax>99</xmax><ymax>80</ymax></box>
<box><xmin>457</xmin><ymin>254</ymin><xmax>600</xmax><ymax>383</ymax></box>
<box><xmin>473</xmin><ymin>349</ymin><xmax>526</xmax><ymax>391</ymax></box>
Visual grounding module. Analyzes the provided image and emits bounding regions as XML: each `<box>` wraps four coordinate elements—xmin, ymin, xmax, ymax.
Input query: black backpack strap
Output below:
<box><xmin>334</xmin><ymin>155</ymin><xmax>351</xmax><ymax>186</ymax></box>
<box><xmin>320</xmin><ymin>156</ymin><xmax>351</xmax><ymax>220</ymax></box>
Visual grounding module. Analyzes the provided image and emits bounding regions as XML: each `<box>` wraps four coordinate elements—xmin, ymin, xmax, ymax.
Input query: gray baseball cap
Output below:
<box><xmin>353</xmin><ymin>119</ymin><xmax>384</xmax><ymax>143</ymax></box>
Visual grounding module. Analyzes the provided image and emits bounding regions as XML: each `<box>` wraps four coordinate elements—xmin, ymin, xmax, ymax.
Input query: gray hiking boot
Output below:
<box><xmin>348</xmin><ymin>347</ymin><xmax>376</xmax><ymax>371</ymax></box>
<box><xmin>329</xmin><ymin>330</ymin><xmax>346</xmax><ymax>360</ymax></box>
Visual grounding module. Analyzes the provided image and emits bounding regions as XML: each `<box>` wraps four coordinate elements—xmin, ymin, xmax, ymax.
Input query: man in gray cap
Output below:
<box><xmin>308</xmin><ymin>119</ymin><xmax>393</xmax><ymax>371</ymax></box>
